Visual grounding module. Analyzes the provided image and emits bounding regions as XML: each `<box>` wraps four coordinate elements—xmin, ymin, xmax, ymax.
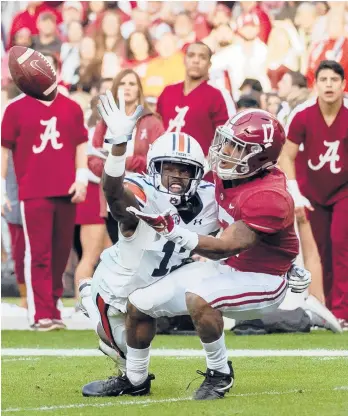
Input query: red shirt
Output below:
<box><xmin>157</xmin><ymin>81</ymin><xmax>229</xmax><ymax>156</ymax></box>
<box><xmin>286</xmin><ymin>98</ymin><xmax>348</xmax><ymax>205</ymax></box>
<box><xmin>1</xmin><ymin>93</ymin><xmax>88</xmax><ymax>200</ymax></box>
<box><xmin>307</xmin><ymin>38</ymin><xmax>348</xmax><ymax>93</ymax></box>
<box><xmin>8</xmin><ymin>3</ymin><xmax>62</xmax><ymax>49</ymax></box>
<box><xmin>215</xmin><ymin>169</ymin><xmax>299</xmax><ymax>276</ymax></box>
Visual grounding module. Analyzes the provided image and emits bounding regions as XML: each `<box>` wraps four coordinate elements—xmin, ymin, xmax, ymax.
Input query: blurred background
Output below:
<box><xmin>1</xmin><ymin>0</ymin><xmax>347</xmax><ymax>331</ymax></box>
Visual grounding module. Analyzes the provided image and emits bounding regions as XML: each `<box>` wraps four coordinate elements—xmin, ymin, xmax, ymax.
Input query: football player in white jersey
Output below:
<box><xmin>80</xmin><ymin>90</ymin><xmax>220</xmax><ymax>397</ymax></box>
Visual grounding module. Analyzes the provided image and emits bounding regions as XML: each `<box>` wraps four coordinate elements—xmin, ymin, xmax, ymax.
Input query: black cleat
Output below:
<box><xmin>82</xmin><ymin>373</ymin><xmax>155</xmax><ymax>397</ymax></box>
<box><xmin>193</xmin><ymin>361</ymin><xmax>234</xmax><ymax>400</ymax></box>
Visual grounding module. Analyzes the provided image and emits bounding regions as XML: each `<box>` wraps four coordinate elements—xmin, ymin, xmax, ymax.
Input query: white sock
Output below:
<box><xmin>81</xmin><ymin>296</ymin><xmax>100</xmax><ymax>333</ymax></box>
<box><xmin>126</xmin><ymin>345</ymin><xmax>150</xmax><ymax>386</ymax></box>
<box><xmin>201</xmin><ymin>333</ymin><xmax>230</xmax><ymax>374</ymax></box>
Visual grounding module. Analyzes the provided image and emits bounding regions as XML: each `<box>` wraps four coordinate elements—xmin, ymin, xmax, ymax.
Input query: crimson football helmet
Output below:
<box><xmin>209</xmin><ymin>109</ymin><xmax>286</xmax><ymax>180</ymax></box>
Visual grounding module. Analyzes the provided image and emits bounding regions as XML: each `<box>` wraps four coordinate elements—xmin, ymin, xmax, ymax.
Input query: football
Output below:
<box><xmin>8</xmin><ymin>46</ymin><xmax>58</xmax><ymax>101</ymax></box>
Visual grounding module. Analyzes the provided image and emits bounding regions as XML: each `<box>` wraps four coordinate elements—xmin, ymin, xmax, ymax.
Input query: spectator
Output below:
<box><xmin>84</xmin><ymin>1</ymin><xmax>107</xmax><ymax>36</ymax></box>
<box><xmin>145</xmin><ymin>1</ymin><xmax>173</xmax><ymax>39</ymax></box>
<box><xmin>1</xmin><ymin>52</ymin><xmax>88</xmax><ymax>331</ymax></box>
<box><xmin>277</xmin><ymin>71</ymin><xmax>310</xmax><ymax>126</ymax></box>
<box><xmin>120</xmin><ymin>8</ymin><xmax>151</xmax><ymax>39</ymax></box>
<box><xmin>174</xmin><ymin>11</ymin><xmax>197</xmax><ymax>50</ymax></box>
<box><xmin>95</xmin><ymin>9</ymin><xmax>125</xmax><ymax>57</ymax></box>
<box><xmin>211</xmin><ymin>15</ymin><xmax>270</xmax><ymax>100</ymax></box>
<box><xmin>88</xmin><ymin>68</ymin><xmax>165</xmax><ymax>243</ymax></box>
<box><xmin>208</xmin><ymin>3</ymin><xmax>232</xmax><ymax>29</ymax></box>
<box><xmin>307</xmin><ymin>10</ymin><xmax>348</xmax><ymax>92</ymax></box>
<box><xmin>182</xmin><ymin>1</ymin><xmax>211</xmax><ymax>40</ymax></box>
<box><xmin>94</xmin><ymin>10</ymin><xmax>125</xmax><ymax>78</ymax></box>
<box><xmin>59</xmin><ymin>1</ymin><xmax>83</xmax><ymax>38</ymax></box>
<box><xmin>203</xmin><ymin>22</ymin><xmax>234</xmax><ymax>54</ymax></box>
<box><xmin>7</xmin><ymin>1</ymin><xmax>61</xmax><ymax>49</ymax></box>
<box><xmin>143</xmin><ymin>31</ymin><xmax>185</xmax><ymax>98</ymax></box>
<box><xmin>60</xmin><ymin>20</ymin><xmax>84</xmax><ymax>87</ymax></box>
<box><xmin>265</xmin><ymin>92</ymin><xmax>281</xmax><ymax>116</ymax></box>
<box><xmin>236</xmin><ymin>1</ymin><xmax>272</xmax><ymax>44</ymax></box>
<box><xmin>266</xmin><ymin>21</ymin><xmax>302</xmax><ymax>89</ymax></box>
<box><xmin>13</xmin><ymin>27</ymin><xmax>32</xmax><ymax>47</ymax></box>
<box><xmin>157</xmin><ymin>42</ymin><xmax>230</xmax><ymax>173</ymax></box>
<box><xmin>70</xmin><ymin>36</ymin><xmax>101</xmax><ymax>93</ymax></box>
<box><xmin>123</xmin><ymin>30</ymin><xmax>156</xmax><ymax>78</ymax></box>
<box><xmin>32</xmin><ymin>11</ymin><xmax>62</xmax><ymax>54</ymax></box>
<box><xmin>279</xmin><ymin>60</ymin><xmax>348</xmax><ymax>330</ymax></box>
<box><xmin>294</xmin><ymin>2</ymin><xmax>318</xmax><ymax>74</ymax></box>
<box><xmin>239</xmin><ymin>78</ymin><xmax>263</xmax><ymax>96</ymax></box>
<box><xmin>236</xmin><ymin>94</ymin><xmax>261</xmax><ymax>112</ymax></box>
<box><xmin>274</xmin><ymin>1</ymin><xmax>299</xmax><ymax>22</ymax></box>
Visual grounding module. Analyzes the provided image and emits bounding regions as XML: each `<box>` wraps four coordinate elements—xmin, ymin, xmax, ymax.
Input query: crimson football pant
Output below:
<box><xmin>8</xmin><ymin>223</ymin><xmax>26</xmax><ymax>296</ymax></box>
<box><xmin>20</xmin><ymin>197</ymin><xmax>76</xmax><ymax>325</ymax></box>
<box><xmin>308</xmin><ymin>196</ymin><xmax>348</xmax><ymax>320</ymax></box>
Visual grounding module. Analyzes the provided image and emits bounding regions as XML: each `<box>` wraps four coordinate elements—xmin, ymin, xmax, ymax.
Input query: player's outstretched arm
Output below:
<box><xmin>192</xmin><ymin>221</ymin><xmax>260</xmax><ymax>260</ymax></box>
<box><xmin>126</xmin><ymin>207</ymin><xmax>259</xmax><ymax>260</ymax></box>
<box><xmin>98</xmin><ymin>89</ymin><xmax>143</xmax><ymax>236</ymax></box>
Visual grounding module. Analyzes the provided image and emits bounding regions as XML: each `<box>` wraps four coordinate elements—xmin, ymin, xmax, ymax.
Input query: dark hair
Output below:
<box><xmin>185</xmin><ymin>41</ymin><xmax>213</xmax><ymax>59</ymax></box>
<box><xmin>315</xmin><ymin>60</ymin><xmax>345</xmax><ymax>80</ymax></box>
<box><xmin>236</xmin><ymin>95</ymin><xmax>260</xmax><ymax>109</ymax></box>
<box><xmin>287</xmin><ymin>71</ymin><xmax>307</xmax><ymax>88</ymax></box>
<box><xmin>125</xmin><ymin>30</ymin><xmax>156</xmax><ymax>61</ymax></box>
<box><xmin>111</xmin><ymin>68</ymin><xmax>151</xmax><ymax>112</ymax></box>
<box><xmin>239</xmin><ymin>78</ymin><xmax>263</xmax><ymax>93</ymax></box>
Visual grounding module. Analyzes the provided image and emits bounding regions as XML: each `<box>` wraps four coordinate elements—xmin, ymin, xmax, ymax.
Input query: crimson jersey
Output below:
<box><xmin>1</xmin><ymin>93</ymin><xmax>88</xmax><ymax>200</ymax></box>
<box><xmin>286</xmin><ymin>98</ymin><xmax>348</xmax><ymax>205</ymax></box>
<box><xmin>215</xmin><ymin>169</ymin><xmax>299</xmax><ymax>276</ymax></box>
<box><xmin>156</xmin><ymin>81</ymin><xmax>229</xmax><ymax>156</ymax></box>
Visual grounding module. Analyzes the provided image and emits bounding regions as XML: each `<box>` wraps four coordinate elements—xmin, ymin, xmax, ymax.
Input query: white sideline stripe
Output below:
<box><xmin>3</xmin><ymin>387</ymin><xmax>348</xmax><ymax>413</ymax></box>
<box><xmin>2</xmin><ymin>348</ymin><xmax>348</xmax><ymax>357</ymax></box>
<box><xmin>17</xmin><ymin>48</ymin><xmax>35</xmax><ymax>64</ymax></box>
<box><xmin>43</xmin><ymin>81</ymin><xmax>57</xmax><ymax>96</ymax></box>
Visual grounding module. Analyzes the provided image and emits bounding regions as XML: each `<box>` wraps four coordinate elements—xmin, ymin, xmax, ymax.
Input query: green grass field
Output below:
<box><xmin>2</xmin><ymin>331</ymin><xmax>348</xmax><ymax>416</ymax></box>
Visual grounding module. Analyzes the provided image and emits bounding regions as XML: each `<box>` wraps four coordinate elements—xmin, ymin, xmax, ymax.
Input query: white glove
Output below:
<box><xmin>287</xmin><ymin>264</ymin><xmax>312</xmax><ymax>293</ymax></box>
<box><xmin>97</xmin><ymin>89</ymin><xmax>143</xmax><ymax>145</ymax></box>
<box><xmin>287</xmin><ymin>180</ymin><xmax>312</xmax><ymax>209</ymax></box>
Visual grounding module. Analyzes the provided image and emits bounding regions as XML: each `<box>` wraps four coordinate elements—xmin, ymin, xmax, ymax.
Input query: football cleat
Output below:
<box><xmin>193</xmin><ymin>361</ymin><xmax>234</xmax><ymax>400</ymax></box>
<box><xmin>82</xmin><ymin>373</ymin><xmax>155</xmax><ymax>397</ymax></box>
<box><xmin>338</xmin><ymin>319</ymin><xmax>348</xmax><ymax>331</ymax></box>
<box><xmin>304</xmin><ymin>295</ymin><xmax>343</xmax><ymax>333</ymax></box>
<box><xmin>30</xmin><ymin>319</ymin><xmax>59</xmax><ymax>331</ymax></box>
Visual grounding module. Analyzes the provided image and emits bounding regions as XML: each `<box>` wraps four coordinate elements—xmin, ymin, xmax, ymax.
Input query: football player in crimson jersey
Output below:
<box><xmin>279</xmin><ymin>60</ymin><xmax>348</xmax><ymax>330</ymax></box>
<box><xmin>100</xmin><ymin>109</ymin><xmax>311</xmax><ymax>401</ymax></box>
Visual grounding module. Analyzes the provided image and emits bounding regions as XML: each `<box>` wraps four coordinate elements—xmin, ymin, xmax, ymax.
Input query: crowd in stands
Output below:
<box><xmin>1</xmin><ymin>1</ymin><xmax>348</xmax><ymax>329</ymax></box>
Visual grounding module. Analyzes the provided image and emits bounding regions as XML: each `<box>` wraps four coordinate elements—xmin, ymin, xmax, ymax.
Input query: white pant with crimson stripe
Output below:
<box><xmin>129</xmin><ymin>261</ymin><xmax>288</xmax><ymax>320</ymax></box>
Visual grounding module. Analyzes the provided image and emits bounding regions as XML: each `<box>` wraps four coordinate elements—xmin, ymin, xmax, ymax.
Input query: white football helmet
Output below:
<box><xmin>147</xmin><ymin>133</ymin><xmax>205</xmax><ymax>205</ymax></box>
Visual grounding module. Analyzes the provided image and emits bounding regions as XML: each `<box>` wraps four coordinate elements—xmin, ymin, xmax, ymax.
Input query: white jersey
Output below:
<box><xmin>97</xmin><ymin>174</ymin><xmax>219</xmax><ymax>306</ymax></box>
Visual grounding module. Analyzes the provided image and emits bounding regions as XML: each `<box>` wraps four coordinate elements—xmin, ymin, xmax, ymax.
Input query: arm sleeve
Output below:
<box><xmin>285</xmin><ymin>111</ymin><xmax>306</xmax><ymax>145</ymax></box>
<box><xmin>241</xmin><ymin>191</ymin><xmax>293</xmax><ymax>234</ymax></box>
<box><xmin>211</xmin><ymin>90</ymin><xmax>229</xmax><ymax>130</ymax></box>
<box><xmin>1</xmin><ymin>104</ymin><xmax>18</xmax><ymax>150</ymax></box>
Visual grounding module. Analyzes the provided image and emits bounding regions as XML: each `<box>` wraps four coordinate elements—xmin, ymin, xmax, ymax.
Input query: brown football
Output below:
<box><xmin>8</xmin><ymin>46</ymin><xmax>58</xmax><ymax>101</ymax></box>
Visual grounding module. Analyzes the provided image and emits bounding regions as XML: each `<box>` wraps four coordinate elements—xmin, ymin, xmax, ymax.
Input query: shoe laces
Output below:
<box><xmin>186</xmin><ymin>369</ymin><xmax>213</xmax><ymax>391</ymax></box>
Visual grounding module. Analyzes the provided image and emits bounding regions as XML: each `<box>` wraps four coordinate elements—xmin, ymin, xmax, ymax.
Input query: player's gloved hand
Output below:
<box><xmin>287</xmin><ymin>264</ymin><xmax>312</xmax><ymax>293</ymax></box>
<box><xmin>126</xmin><ymin>206</ymin><xmax>199</xmax><ymax>250</ymax></box>
<box><xmin>97</xmin><ymin>89</ymin><xmax>143</xmax><ymax>145</ymax></box>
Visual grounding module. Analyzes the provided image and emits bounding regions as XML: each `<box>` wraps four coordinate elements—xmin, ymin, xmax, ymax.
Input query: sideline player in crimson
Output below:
<box><xmin>123</xmin><ymin>110</ymin><xmax>308</xmax><ymax>400</ymax></box>
<box><xmin>1</xmin><ymin>52</ymin><xmax>88</xmax><ymax>331</ymax></box>
<box><xmin>279</xmin><ymin>60</ymin><xmax>348</xmax><ymax>330</ymax></box>
<box><xmin>156</xmin><ymin>41</ymin><xmax>233</xmax><ymax>175</ymax></box>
